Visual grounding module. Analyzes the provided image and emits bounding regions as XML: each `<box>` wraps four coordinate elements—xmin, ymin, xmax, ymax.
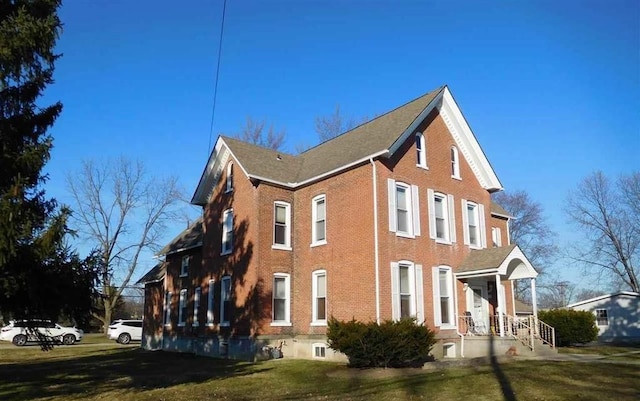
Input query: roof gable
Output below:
<box><xmin>457</xmin><ymin>244</ymin><xmax>538</xmax><ymax>279</ymax></box>
<box><xmin>192</xmin><ymin>85</ymin><xmax>503</xmax><ymax>204</ymax></box>
<box><xmin>567</xmin><ymin>291</ymin><xmax>640</xmax><ymax>308</ymax></box>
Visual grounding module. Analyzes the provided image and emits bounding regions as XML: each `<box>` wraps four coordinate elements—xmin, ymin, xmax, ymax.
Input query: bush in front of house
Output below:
<box><xmin>327</xmin><ymin>317</ymin><xmax>436</xmax><ymax>368</ymax></box>
<box><xmin>538</xmin><ymin>309</ymin><xmax>599</xmax><ymax>346</ymax></box>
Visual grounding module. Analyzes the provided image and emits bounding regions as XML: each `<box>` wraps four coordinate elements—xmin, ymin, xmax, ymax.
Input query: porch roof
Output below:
<box><xmin>456</xmin><ymin>244</ymin><xmax>538</xmax><ymax>280</ymax></box>
<box><xmin>136</xmin><ymin>261</ymin><xmax>166</xmax><ymax>285</ymax></box>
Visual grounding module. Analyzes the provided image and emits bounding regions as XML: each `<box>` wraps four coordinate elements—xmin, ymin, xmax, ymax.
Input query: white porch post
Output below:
<box><xmin>531</xmin><ymin>278</ymin><xmax>538</xmax><ymax>317</ymax></box>
<box><xmin>496</xmin><ymin>273</ymin><xmax>503</xmax><ymax>337</ymax></box>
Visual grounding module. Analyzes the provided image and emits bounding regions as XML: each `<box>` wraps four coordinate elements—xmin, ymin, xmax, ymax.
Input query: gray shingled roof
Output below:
<box><xmin>222</xmin><ymin>87</ymin><xmax>444</xmax><ymax>186</ymax></box>
<box><xmin>458</xmin><ymin>244</ymin><xmax>517</xmax><ymax>273</ymax></box>
<box><xmin>157</xmin><ymin>217</ymin><xmax>203</xmax><ymax>256</ymax></box>
<box><xmin>135</xmin><ymin>262</ymin><xmax>165</xmax><ymax>285</ymax></box>
<box><xmin>490</xmin><ymin>201</ymin><xmax>511</xmax><ymax>218</ymax></box>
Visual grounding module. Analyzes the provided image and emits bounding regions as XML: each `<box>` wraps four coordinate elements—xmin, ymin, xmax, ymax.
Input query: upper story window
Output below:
<box><xmin>491</xmin><ymin>227</ymin><xmax>502</xmax><ymax>247</ymax></box>
<box><xmin>193</xmin><ymin>287</ymin><xmax>201</xmax><ymax>327</ymax></box>
<box><xmin>415</xmin><ymin>132</ymin><xmax>427</xmax><ymax>168</ymax></box>
<box><xmin>220</xmin><ymin>276</ymin><xmax>231</xmax><ymax>326</ymax></box>
<box><xmin>180</xmin><ymin>255</ymin><xmax>190</xmax><ymax>277</ymax></box>
<box><xmin>222</xmin><ymin>208</ymin><xmax>233</xmax><ymax>255</ymax></box>
<box><xmin>225</xmin><ymin>162</ymin><xmax>233</xmax><ymax>193</ymax></box>
<box><xmin>178</xmin><ymin>288</ymin><xmax>188</xmax><ymax>327</ymax></box>
<box><xmin>273</xmin><ymin>201</ymin><xmax>291</xmax><ymax>250</ymax></box>
<box><xmin>272</xmin><ymin>273</ymin><xmax>291</xmax><ymax>326</ymax></box>
<box><xmin>451</xmin><ymin>146</ymin><xmax>460</xmax><ymax>179</ymax></box>
<box><xmin>312</xmin><ymin>270</ymin><xmax>327</xmax><ymax>325</ymax></box>
<box><xmin>391</xmin><ymin>261</ymin><xmax>424</xmax><ymax>322</ymax></box>
<box><xmin>312</xmin><ymin>195</ymin><xmax>327</xmax><ymax>246</ymax></box>
<box><xmin>387</xmin><ymin>179</ymin><xmax>421</xmax><ymax>238</ymax></box>
<box><xmin>206</xmin><ymin>279</ymin><xmax>215</xmax><ymax>325</ymax></box>
<box><xmin>433</xmin><ymin>266</ymin><xmax>454</xmax><ymax>328</ymax></box>
<box><xmin>595</xmin><ymin>309</ymin><xmax>609</xmax><ymax>326</ymax></box>
<box><xmin>428</xmin><ymin>189</ymin><xmax>456</xmax><ymax>244</ymax></box>
<box><xmin>462</xmin><ymin>200</ymin><xmax>486</xmax><ymax>249</ymax></box>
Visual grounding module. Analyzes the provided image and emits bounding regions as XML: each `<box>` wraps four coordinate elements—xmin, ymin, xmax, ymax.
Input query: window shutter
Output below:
<box><xmin>461</xmin><ymin>199</ymin><xmax>470</xmax><ymax>245</ymax></box>
<box><xmin>415</xmin><ymin>264</ymin><xmax>424</xmax><ymax>324</ymax></box>
<box><xmin>387</xmin><ymin>179</ymin><xmax>396</xmax><ymax>232</ymax></box>
<box><xmin>427</xmin><ymin>189</ymin><xmax>436</xmax><ymax>239</ymax></box>
<box><xmin>448</xmin><ymin>194</ymin><xmax>456</xmax><ymax>243</ymax></box>
<box><xmin>432</xmin><ymin>267</ymin><xmax>442</xmax><ymax>327</ymax></box>
<box><xmin>479</xmin><ymin>203</ymin><xmax>486</xmax><ymax>248</ymax></box>
<box><xmin>411</xmin><ymin>184</ymin><xmax>420</xmax><ymax>236</ymax></box>
<box><xmin>391</xmin><ymin>262</ymin><xmax>400</xmax><ymax>321</ymax></box>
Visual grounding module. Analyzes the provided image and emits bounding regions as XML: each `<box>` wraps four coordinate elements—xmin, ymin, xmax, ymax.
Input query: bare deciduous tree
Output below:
<box><xmin>492</xmin><ymin>190</ymin><xmax>557</xmax><ymax>299</ymax></box>
<box><xmin>566</xmin><ymin>171</ymin><xmax>639</xmax><ymax>292</ymax></box>
<box><xmin>67</xmin><ymin>158</ymin><xmax>183</xmax><ymax>332</ymax></box>
<box><xmin>233</xmin><ymin>116</ymin><xmax>285</xmax><ymax>150</ymax></box>
<box><xmin>315</xmin><ymin>104</ymin><xmax>357</xmax><ymax>142</ymax></box>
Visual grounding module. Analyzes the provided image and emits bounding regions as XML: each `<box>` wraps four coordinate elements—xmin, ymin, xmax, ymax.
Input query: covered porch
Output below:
<box><xmin>455</xmin><ymin>244</ymin><xmax>555</xmax><ymax>352</ymax></box>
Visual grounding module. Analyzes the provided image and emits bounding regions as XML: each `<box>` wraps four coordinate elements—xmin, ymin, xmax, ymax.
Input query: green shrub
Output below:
<box><xmin>327</xmin><ymin>317</ymin><xmax>436</xmax><ymax>368</ymax></box>
<box><xmin>538</xmin><ymin>309</ymin><xmax>599</xmax><ymax>347</ymax></box>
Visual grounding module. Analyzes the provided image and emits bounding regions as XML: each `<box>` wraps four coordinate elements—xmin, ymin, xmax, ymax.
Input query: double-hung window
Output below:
<box><xmin>206</xmin><ymin>279</ymin><xmax>215</xmax><ymax>325</ymax></box>
<box><xmin>225</xmin><ymin>162</ymin><xmax>233</xmax><ymax>193</ymax></box>
<box><xmin>451</xmin><ymin>146</ymin><xmax>460</xmax><ymax>179</ymax></box>
<box><xmin>595</xmin><ymin>309</ymin><xmax>609</xmax><ymax>326</ymax></box>
<box><xmin>178</xmin><ymin>289</ymin><xmax>188</xmax><ymax>327</ymax></box>
<box><xmin>222</xmin><ymin>208</ymin><xmax>233</xmax><ymax>255</ymax></box>
<box><xmin>193</xmin><ymin>287</ymin><xmax>201</xmax><ymax>327</ymax></box>
<box><xmin>220</xmin><ymin>276</ymin><xmax>231</xmax><ymax>326</ymax></box>
<box><xmin>491</xmin><ymin>227</ymin><xmax>502</xmax><ymax>247</ymax></box>
<box><xmin>180</xmin><ymin>255</ymin><xmax>190</xmax><ymax>277</ymax></box>
<box><xmin>164</xmin><ymin>291</ymin><xmax>172</xmax><ymax>326</ymax></box>
<box><xmin>387</xmin><ymin>179</ymin><xmax>421</xmax><ymax>238</ymax></box>
<box><xmin>428</xmin><ymin>190</ymin><xmax>456</xmax><ymax>244</ymax></box>
<box><xmin>312</xmin><ymin>270</ymin><xmax>327</xmax><ymax>325</ymax></box>
<box><xmin>272</xmin><ymin>273</ymin><xmax>291</xmax><ymax>325</ymax></box>
<box><xmin>416</xmin><ymin>133</ymin><xmax>427</xmax><ymax>168</ymax></box>
<box><xmin>462</xmin><ymin>200</ymin><xmax>486</xmax><ymax>249</ymax></box>
<box><xmin>312</xmin><ymin>195</ymin><xmax>326</xmax><ymax>246</ymax></box>
<box><xmin>273</xmin><ymin>202</ymin><xmax>291</xmax><ymax>250</ymax></box>
<box><xmin>391</xmin><ymin>262</ymin><xmax>424</xmax><ymax>322</ymax></box>
<box><xmin>433</xmin><ymin>266</ymin><xmax>454</xmax><ymax>328</ymax></box>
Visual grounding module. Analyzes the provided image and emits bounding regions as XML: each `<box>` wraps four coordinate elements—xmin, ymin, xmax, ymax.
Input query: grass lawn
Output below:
<box><xmin>0</xmin><ymin>344</ymin><xmax>639</xmax><ymax>401</ymax></box>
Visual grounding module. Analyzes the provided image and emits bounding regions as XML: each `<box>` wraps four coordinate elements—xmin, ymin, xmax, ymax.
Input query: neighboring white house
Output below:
<box><xmin>567</xmin><ymin>292</ymin><xmax>640</xmax><ymax>343</ymax></box>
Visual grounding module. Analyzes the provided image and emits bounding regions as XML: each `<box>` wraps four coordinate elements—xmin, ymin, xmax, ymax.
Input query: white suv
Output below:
<box><xmin>107</xmin><ymin>320</ymin><xmax>142</xmax><ymax>344</ymax></box>
<box><xmin>0</xmin><ymin>320</ymin><xmax>83</xmax><ymax>346</ymax></box>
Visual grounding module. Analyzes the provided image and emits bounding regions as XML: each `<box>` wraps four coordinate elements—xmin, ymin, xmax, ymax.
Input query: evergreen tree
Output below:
<box><xmin>0</xmin><ymin>0</ymin><xmax>99</xmax><ymax>325</ymax></box>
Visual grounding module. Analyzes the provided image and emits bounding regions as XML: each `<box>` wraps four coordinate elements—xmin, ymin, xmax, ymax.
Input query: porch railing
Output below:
<box><xmin>458</xmin><ymin>314</ymin><xmax>555</xmax><ymax>351</ymax></box>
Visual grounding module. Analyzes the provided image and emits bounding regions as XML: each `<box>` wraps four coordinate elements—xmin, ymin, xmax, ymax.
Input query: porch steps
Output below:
<box><xmin>461</xmin><ymin>336</ymin><xmax>557</xmax><ymax>359</ymax></box>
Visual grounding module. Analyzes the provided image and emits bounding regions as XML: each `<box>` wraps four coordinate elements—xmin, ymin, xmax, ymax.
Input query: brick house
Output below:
<box><xmin>139</xmin><ymin>85</ymin><xmax>546</xmax><ymax>360</ymax></box>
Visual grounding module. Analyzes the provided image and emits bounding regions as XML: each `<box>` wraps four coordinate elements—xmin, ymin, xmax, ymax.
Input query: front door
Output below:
<box><xmin>467</xmin><ymin>284</ymin><xmax>489</xmax><ymax>334</ymax></box>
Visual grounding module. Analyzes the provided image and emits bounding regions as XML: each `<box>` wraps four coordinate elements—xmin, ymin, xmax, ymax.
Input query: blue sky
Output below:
<box><xmin>43</xmin><ymin>0</ymin><xmax>639</xmax><ymax>287</ymax></box>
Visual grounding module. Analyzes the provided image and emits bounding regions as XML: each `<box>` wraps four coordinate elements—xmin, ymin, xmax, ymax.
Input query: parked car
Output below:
<box><xmin>107</xmin><ymin>319</ymin><xmax>142</xmax><ymax>344</ymax></box>
<box><xmin>0</xmin><ymin>320</ymin><xmax>83</xmax><ymax>346</ymax></box>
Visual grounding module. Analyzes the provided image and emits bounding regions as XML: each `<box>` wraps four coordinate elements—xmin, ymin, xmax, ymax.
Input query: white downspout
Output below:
<box><xmin>455</xmin><ymin>279</ymin><xmax>464</xmax><ymax>358</ymax></box>
<box><xmin>370</xmin><ymin>158</ymin><xmax>381</xmax><ymax>324</ymax></box>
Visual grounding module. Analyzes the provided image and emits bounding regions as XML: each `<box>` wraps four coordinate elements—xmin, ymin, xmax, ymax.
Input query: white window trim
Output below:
<box><xmin>206</xmin><ymin>279</ymin><xmax>215</xmax><ymax>326</ymax></box>
<box><xmin>178</xmin><ymin>288</ymin><xmax>187</xmax><ymax>327</ymax></box>
<box><xmin>271</xmin><ymin>273</ymin><xmax>292</xmax><ymax>326</ymax></box>
<box><xmin>164</xmin><ymin>291</ymin><xmax>172</xmax><ymax>327</ymax></box>
<box><xmin>220</xmin><ymin>276</ymin><xmax>231</xmax><ymax>327</ymax></box>
<box><xmin>462</xmin><ymin>199</ymin><xmax>486</xmax><ymax>249</ymax></box>
<box><xmin>390</xmin><ymin>261</ymin><xmax>424</xmax><ymax>323</ymax></box>
<box><xmin>311</xmin><ymin>270</ymin><xmax>328</xmax><ymax>326</ymax></box>
<box><xmin>311</xmin><ymin>195</ymin><xmax>327</xmax><ymax>247</ymax></box>
<box><xmin>225</xmin><ymin>162</ymin><xmax>233</xmax><ymax>193</ymax></box>
<box><xmin>272</xmin><ymin>201</ymin><xmax>292</xmax><ymax>250</ymax></box>
<box><xmin>312</xmin><ymin>342</ymin><xmax>328</xmax><ymax>359</ymax></box>
<box><xmin>432</xmin><ymin>266</ymin><xmax>455</xmax><ymax>329</ymax></box>
<box><xmin>221</xmin><ymin>208</ymin><xmax>233</xmax><ymax>255</ymax></box>
<box><xmin>180</xmin><ymin>255</ymin><xmax>190</xmax><ymax>277</ymax></box>
<box><xmin>491</xmin><ymin>227</ymin><xmax>502</xmax><ymax>247</ymax></box>
<box><xmin>387</xmin><ymin>180</ymin><xmax>421</xmax><ymax>238</ymax></box>
<box><xmin>595</xmin><ymin>309</ymin><xmax>609</xmax><ymax>326</ymax></box>
<box><xmin>428</xmin><ymin>189</ymin><xmax>456</xmax><ymax>244</ymax></box>
<box><xmin>451</xmin><ymin>146</ymin><xmax>461</xmax><ymax>180</ymax></box>
<box><xmin>193</xmin><ymin>287</ymin><xmax>201</xmax><ymax>327</ymax></box>
<box><xmin>416</xmin><ymin>132</ymin><xmax>428</xmax><ymax>169</ymax></box>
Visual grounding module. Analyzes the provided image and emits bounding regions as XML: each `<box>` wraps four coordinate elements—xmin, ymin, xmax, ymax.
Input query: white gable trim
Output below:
<box><xmin>455</xmin><ymin>245</ymin><xmax>538</xmax><ymax>280</ymax></box>
<box><xmin>567</xmin><ymin>292</ymin><xmax>640</xmax><ymax>308</ymax></box>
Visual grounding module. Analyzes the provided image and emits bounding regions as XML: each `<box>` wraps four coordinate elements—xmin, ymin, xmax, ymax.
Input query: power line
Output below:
<box><xmin>207</xmin><ymin>0</ymin><xmax>228</xmax><ymax>155</ymax></box>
